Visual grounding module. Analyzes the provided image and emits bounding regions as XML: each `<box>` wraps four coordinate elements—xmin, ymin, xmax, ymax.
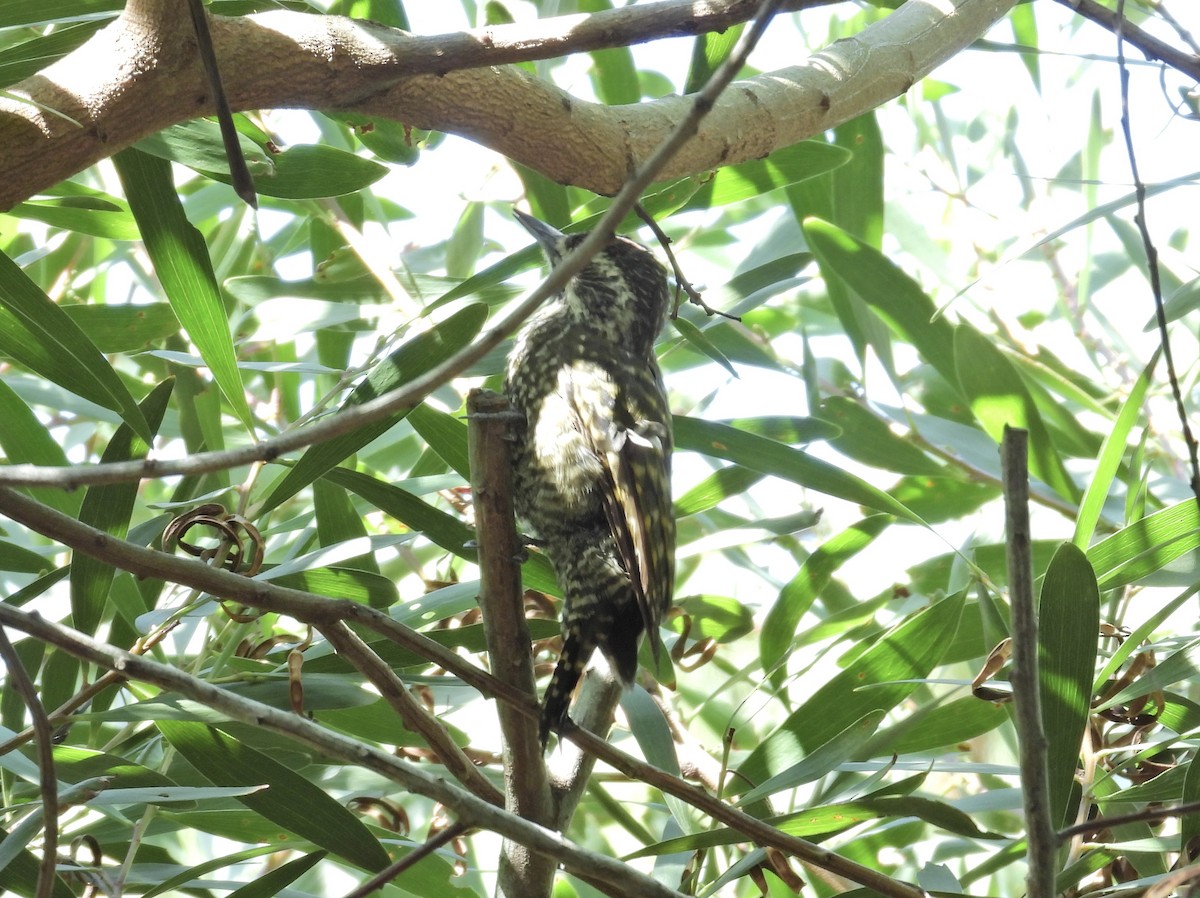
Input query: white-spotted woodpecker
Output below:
<box><xmin>504</xmin><ymin>210</ymin><xmax>675</xmax><ymax>747</ymax></box>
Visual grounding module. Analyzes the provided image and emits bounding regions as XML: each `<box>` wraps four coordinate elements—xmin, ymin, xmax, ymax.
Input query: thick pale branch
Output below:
<box><xmin>0</xmin><ymin>0</ymin><xmax>1017</xmax><ymax>208</ymax></box>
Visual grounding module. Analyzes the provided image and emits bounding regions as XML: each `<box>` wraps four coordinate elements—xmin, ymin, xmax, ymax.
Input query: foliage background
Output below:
<box><xmin>0</xmin><ymin>0</ymin><xmax>1199</xmax><ymax>896</ymax></box>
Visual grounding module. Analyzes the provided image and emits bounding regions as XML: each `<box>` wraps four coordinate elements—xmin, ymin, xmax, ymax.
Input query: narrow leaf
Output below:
<box><xmin>673</xmin><ymin>415</ymin><xmax>920</xmax><ymax>521</ymax></box>
<box><xmin>739</xmin><ymin>710</ymin><xmax>886</xmax><ymax>805</ymax></box>
<box><xmin>69</xmin><ymin>379</ymin><xmax>173</xmax><ymax>635</ymax></box>
<box><xmin>1088</xmin><ymin>500</ymin><xmax>1200</xmax><ymax>590</ymax></box>
<box><xmin>1038</xmin><ymin>542</ymin><xmax>1099</xmax><ymax>829</ymax></box>
<box><xmin>407</xmin><ymin>402</ymin><xmax>470</xmax><ymax>481</ymax></box>
<box><xmin>157</xmin><ymin>720</ymin><xmax>390</xmax><ymax>872</ymax></box>
<box><xmin>954</xmin><ymin>326</ymin><xmax>1078</xmax><ymax>503</ymax></box>
<box><xmin>0</xmin><ymin>249</ymin><xmax>152</xmax><ymax>441</ymax></box>
<box><xmin>113</xmin><ymin>147</ymin><xmax>255</xmax><ymax>431</ymax></box>
<box><xmin>739</xmin><ymin>592</ymin><xmax>965</xmax><ymax>786</ymax></box>
<box><xmin>0</xmin><ymin>378</ymin><xmax>80</xmax><ymax>516</ymax></box>
<box><xmin>260</xmin><ymin>303</ymin><xmax>486</xmax><ymax>513</ymax></box>
<box><xmin>1073</xmin><ymin>353</ymin><xmax>1157</xmax><ymax>547</ymax></box>
<box><xmin>804</xmin><ymin>217</ymin><xmax>957</xmax><ymax>386</ymax></box>
<box><xmin>761</xmin><ymin>515</ymin><xmax>892</xmax><ymax>675</ymax></box>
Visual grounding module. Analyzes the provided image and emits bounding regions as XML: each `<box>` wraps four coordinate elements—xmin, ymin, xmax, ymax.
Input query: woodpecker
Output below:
<box><xmin>504</xmin><ymin>210</ymin><xmax>675</xmax><ymax>747</ymax></box>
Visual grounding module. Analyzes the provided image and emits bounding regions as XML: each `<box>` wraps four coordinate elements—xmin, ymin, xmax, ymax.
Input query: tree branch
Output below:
<box><xmin>0</xmin><ymin>0</ymin><xmax>1018</xmax><ymax>207</ymax></box>
<box><xmin>1054</xmin><ymin>0</ymin><xmax>1200</xmax><ymax>82</ymax></box>
<box><xmin>466</xmin><ymin>390</ymin><xmax>555</xmax><ymax>897</ymax></box>
<box><xmin>0</xmin><ymin>482</ymin><xmax>926</xmax><ymax>896</ymax></box>
<box><xmin>1001</xmin><ymin>427</ymin><xmax>1056</xmax><ymax>898</ymax></box>
<box><xmin>320</xmin><ymin>619</ymin><xmax>504</xmax><ymax>806</ymax></box>
<box><xmin>0</xmin><ymin>603</ymin><xmax>687</xmax><ymax>898</ymax></box>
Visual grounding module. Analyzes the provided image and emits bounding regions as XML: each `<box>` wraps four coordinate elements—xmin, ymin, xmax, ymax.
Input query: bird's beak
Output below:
<box><xmin>513</xmin><ymin>209</ymin><xmax>565</xmax><ymax>258</ymax></box>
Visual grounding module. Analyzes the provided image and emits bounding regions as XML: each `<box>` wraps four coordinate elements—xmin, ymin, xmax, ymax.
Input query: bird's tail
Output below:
<box><xmin>539</xmin><ymin>626</ymin><xmax>591</xmax><ymax>747</ymax></box>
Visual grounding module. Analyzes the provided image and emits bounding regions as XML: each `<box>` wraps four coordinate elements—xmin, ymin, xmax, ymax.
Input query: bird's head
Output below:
<box><xmin>515</xmin><ymin>209</ymin><xmax>670</xmax><ymax>352</ymax></box>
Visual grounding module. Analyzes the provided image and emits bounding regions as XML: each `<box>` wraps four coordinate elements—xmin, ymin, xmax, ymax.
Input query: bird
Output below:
<box><xmin>504</xmin><ymin>209</ymin><xmax>675</xmax><ymax>747</ymax></box>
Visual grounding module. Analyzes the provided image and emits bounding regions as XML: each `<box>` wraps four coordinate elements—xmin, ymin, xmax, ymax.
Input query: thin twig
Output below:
<box><xmin>320</xmin><ymin>620</ymin><xmax>503</xmax><ymax>805</ymax></box>
<box><xmin>341</xmin><ymin>821</ymin><xmax>470</xmax><ymax>898</ymax></box>
<box><xmin>0</xmin><ymin>628</ymin><xmax>58</xmax><ymax>898</ymax></box>
<box><xmin>1001</xmin><ymin>427</ymin><xmax>1056</xmax><ymax>898</ymax></box>
<box><xmin>633</xmin><ymin>204</ymin><xmax>739</xmax><ymax>321</ymax></box>
<box><xmin>0</xmin><ymin>620</ymin><xmax>177</xmax><ymax>757</ymax></box>
<box><xmin>1055</xmin><ymin>0</ymin><xmax>1200</xmax><ymax>82</ymax></box>
<box><xmin>1114</xmin><ymin>0</ymin><xmax>1200</xmax><ymax>510</ymax></box>
<box><xmin>187</xmin><ymin>0</ymin><xmax>256</xmax><ymax>206</ymax></box>
<box><xmin>0</xmin><ymin>484</ymin><xmax>923</xmax><ymax>897</ymax></box>
<box><xmin>1058</xmin><ymin>798</ymin><xmax>1200</xmax><ymax>841</ymax></box>
<box><xmin>0</xmin><ymin>605</ymin><xmax>685</xmax><ymax>898</ymax></box>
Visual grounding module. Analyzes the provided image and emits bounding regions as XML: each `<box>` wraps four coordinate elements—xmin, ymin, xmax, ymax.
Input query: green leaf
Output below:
<box><xmin>1038</xmin><ymin>542</ymin><xmax>1099</xmax><ymax>829</ymax></box>
<box><xmin>761</xmin><ymin>515</ymin><xmax>892</xmax><ymax>676</ymax></box>
<box><xmin>804</xmin><ymin>217</ymin><xmax>958</xmax><ymax>386</ymax></box>
<box><xmin>739</xmin><ymin>711</ymin><xmax>886</xmax><ymax>805</ymax></box>
<box><xmin>1073</xmin><ymin>353</ymin><xmax>1157</xmax><ymax>547</ymax></box>
<box><xmin>0</xmin><ymin>540</ymin><xmax>53</xmax><ymax>574</ymax></box>
<box><xmin>140</xmin><ymin>846</ymin><xmax>288</xmax><ymax>898</ymax></box>
<box><xmin>407</xmin><ymin>402</ymin><xmax>470</xmax><ymax>481</ymax></box>
<box><xmin>160</xmin><ymin>135</ymin><xmax>388</xmax><ymax>199</ymax></box>
<box><xmin>0</xmin><ymin>19</ymin><xmax>103</xmax><ymax>85</ymax></box>
<box><xmin>865</xmin><ymin>695</ymin><xmax>1009</xmax><ymax>756</ymax></box>
<box><xmin>266</xmin><ymin>567</ymin><xmax>398</xmax><ymax>608</ymax></box>
<box><xmin>0</xmin><ymin>822</ymin><xmax>75</xmax><ymax>898</ymax></box>
<box><xmin>671</xmin><ymin>316</ymin><xmax>737</xmax><ymax>376</ymax></box>
<box><xmin>954</xmin><ymin>326</ymin><xmax>1078</xmax><ymax>503</ymax></box>
<box><xmin>739</xmin><ymin>592</ymin><xmax>965</xmax><ymax>786</ymax></box>
<box><xmin>0</xmin><ymin>377</ymin><xmax>80</xmax><ymax>517</ymax></box>
<box><xmin>61</xmin><ymin>303</ymin><xmax>181</xmax><ymax>353</ymax></box>
<box><xmin>1182</xmin><ymin>754</ymin><xmax>1200</xmax><ymax>855</ymax></box>
<box><xmin>260</xmin><ymin>303</ymin><xmax>487</xmax><ymax>513</ymax></box>
<box><xmin>673</xmin><ymin>415</ymin><xmax>919</xmax><ymax>521</ymax></box>
<box><xmin>70</xmin><ymin>378</ymin><xmax>173</xmax><ymax>635</ymax></box>
<box><xmin>582</xmin><ymin>0</ymin><xmax>640</xmax><ymax>104</ymax></box>
<box><xmin>1094</xmin><ymin>640</ymin><xmax>1200</xmax><ymax>713</ymax></box>
<box><xmin>685</xmin><ymin>141</ymin><xmax>852</xmax><ymax>210</ymax></box>
<box><xmin>157</xmin><ymin>720</ymin><xmax>390</xmax><ymax>872</ymax></box>
<box><xmin>684</xmin><ymin>24</ymin><xmax>745</xmax><ymax>94</ymax></box>
<box><xmin>227</xmin><ymin>850</ymin><xmax>326</xmax><ymax>898</ymax></box>
<box><xmin>134</xmin><ymin>119</ymin><xmax>271</xmax><ymax>178</ymax></box>
<box><xmin>514</xmin><ymin>163</ymin><xmax>571</xmax><ymax>227</ymax></box>
<box><xmin>671</xmin><ymin>594</ymin><xmax>753</xmax><ymax>642</ymax></box>
<box><xmin>632</xmin><ymin>793</ymin><xmax>995</xmax><ymax>856</ymax></box>
<box><xmin>445</xmin><ymin>201</ymin><xmax>485</xmax><ymax>280</ymax></box>
<box><xmin>313</xmin><ymin>479</ymin><xmax>380</xmax><ymax>574</ymax></box>
<box><xmin>0</xmin><ymin>249</ymin><xmax>152</xmax><ymax>441</ymax></box>
<box><xmin>1087</xmin><ymin>500</ymin><xmax>1200</xmax><ymax>590</ymax></box>
<box><xmin>819</xmin><ymin>396</ymin><xmax>943</xmax><ymax>476</ymax></box>
<box><xmin>830</xmin><ymin>113</ymin><xmax>885</xmax><ymax>248</ymax></box>
<box><xmin>674</xmin><ymin>465</ymin><xmax>764</xmax><ymax>517</ymax></box>
<box><xmin>7</xmin><ymin>196</ymin><xmax>140</xmax><ymax>240</ymax></box>
<box><xmin>113</xmin><ymin>148</ymin><xmax>255</xmax><ymax>432</ymax></box>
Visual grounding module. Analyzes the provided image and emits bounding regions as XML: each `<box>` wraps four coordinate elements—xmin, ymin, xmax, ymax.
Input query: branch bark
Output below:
<box><xmin>1001</xmin><ymin>427</ymin><xmax>1056</xmax><ymax>898</ymax></box>
<box><xmin>466</xmin><ymin>390</ymin><xmax>556</xmax><ymax>897</ymax></box>
<box><xmin>0</xmin><ymin>0</ymin><xmax>1018</xmax><ymax>208</ymax></box>
<box><xmin>0</xmin><ymin>602</ymin><xmax>687</xmax><ymax>898</ymax></box>
<box><xmin>0</xmin><ymin>483</ymin><xmax>925</xmax><ymax>897</ymax></box>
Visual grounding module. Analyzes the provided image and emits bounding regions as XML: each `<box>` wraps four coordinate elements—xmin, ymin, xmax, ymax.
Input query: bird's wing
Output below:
<box><xmin>565</xmin><ymin>363</ymin><xmax>674</xmax><ymax>659</ymax></box>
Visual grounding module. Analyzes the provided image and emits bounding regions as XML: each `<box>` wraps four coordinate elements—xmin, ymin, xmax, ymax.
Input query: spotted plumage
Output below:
<box><xmin>504</xmin><ymin>210</ymin><xmax>675</xmax><ymax>747</ymax></box>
